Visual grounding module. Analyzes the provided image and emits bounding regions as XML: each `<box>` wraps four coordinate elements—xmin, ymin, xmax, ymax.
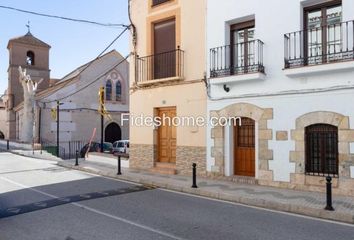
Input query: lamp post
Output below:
<box><xmin>101</xmin><ymin>111</ymin><xmax>104</xmax><ymax>153</ymax></box>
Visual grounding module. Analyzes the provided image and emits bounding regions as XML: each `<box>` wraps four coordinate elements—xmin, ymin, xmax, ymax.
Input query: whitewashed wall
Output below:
<box><xmin>40</xmin><ymin>51</ymin><xmax>130</xmax><ymax>145</ymax></box>
<box><xmin>207</xmin><ymin>0</ymin><xmax>354</xmax><ymax>182</ymax></box>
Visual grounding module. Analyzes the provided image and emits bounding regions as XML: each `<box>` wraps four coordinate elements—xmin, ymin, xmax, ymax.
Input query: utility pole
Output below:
<box><xmin>99</xmin><ymin>87</ymin><xmax>105</xmax><ymax>153</ymax></box>
<box><xmin>56</xmin><ymin>101</ymin><xmax>59</xmax><ymax>157</ymax></box>
<box><xmin>56</xmin><ymin>101</ymin><xmax>64</xmax><ymax>157</ymax></box>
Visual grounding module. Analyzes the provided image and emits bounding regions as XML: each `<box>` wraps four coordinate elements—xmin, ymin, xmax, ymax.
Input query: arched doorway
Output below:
<box><xmin>0</xmin><ymin>131</ymin><xmax>4</xmax><ymax>139</ymax></box>
<box><xmin>105</xmin><ymin>122</ymin><xmax>121</xmax><ymax>143</ymax></box>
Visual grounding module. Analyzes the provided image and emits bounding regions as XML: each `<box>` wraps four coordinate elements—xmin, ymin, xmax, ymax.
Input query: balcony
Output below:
<box><xmin>210</xmin><ymin>40</ymin><xmax>265</xmax><ymax>81</ymax></box>
<box><xmin>284</xmin><ymin>20</ymin><xmax>354</xmax><ymax>72</ymax></box>
<box><xmin>136</xmin><ymin>48</ymin><xmax>184</xmax><ymax>84</ymax></box>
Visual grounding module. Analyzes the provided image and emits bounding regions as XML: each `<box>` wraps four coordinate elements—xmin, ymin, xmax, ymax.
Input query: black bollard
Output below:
<box><xmin>117</xmin><ymin>155</ymin><xmax>122</xmax><ymax>175</ymax></box>
<box><xmin>324</xmin><ymin>176</ymin><xmax>334</xmax><ymax>211</ymax></box>
<box><xmin>7</xmin><ymin>140</ymin><xmax>9</xmax><ymax>150</ymax></box>
<box><xmin>75</xmin><ymin>150</ymin><xmax>79</xmax><ymax>166</ymax></box>
<box><xmin>192</xmin><ymin>163</ymin><xmax>198</xmax><ymax>188</ymax></box>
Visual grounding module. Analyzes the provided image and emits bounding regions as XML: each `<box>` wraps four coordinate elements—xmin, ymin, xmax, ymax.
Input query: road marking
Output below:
<box><xmin>0</xmin><ymin>168</ymin><xmax>54</xmax><ymax>175</ymax></box>
<box><xmin>70</xmin><ymin>203</ymin><xmax>185</xmax><ymax>240</ymax></box>
<box><xmin>0</xmin><ymin>176</ymin><xmax>185</xmax><ymax>240</ymax></box>
<box><xmin>0</xmin><ymin>184</ymin><xmax>151</xmax><ymax>219</ymax></box>
<box><xmin>160</xmin><ymin>188</ymin><xmax>354</xmax><ymax>228</ymax></box>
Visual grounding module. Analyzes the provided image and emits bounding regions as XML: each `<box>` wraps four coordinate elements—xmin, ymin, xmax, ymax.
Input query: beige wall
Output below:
<box><xmin>8</xmin><ymin>43</ymin><xmax>49</xmax><ymax>69</ymax></box>
<box><xmin>130</xmin><ymin>0</ymin><xmax>207</xmax><ymax>165</ymax></box>
<box><xmin>130</xmin><ymin>82</ymin><xmax>206</xmax><ymax>147</ymax></box>
<box><xmin>130</xmin><ymin>0</ymin><xmax>206</xmax><ymax>85</ymax></box>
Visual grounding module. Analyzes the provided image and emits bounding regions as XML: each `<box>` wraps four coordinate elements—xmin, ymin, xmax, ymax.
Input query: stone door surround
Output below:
<box><xmin>210</xmin><ymin>103</ymin><xmax>274</xmax><ymax>182</ymax></box>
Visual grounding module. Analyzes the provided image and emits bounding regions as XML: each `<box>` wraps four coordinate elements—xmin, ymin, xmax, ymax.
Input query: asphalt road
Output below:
<box><xmin>0</xmin><ymin>152</ymin><xmax>353</xmax><ymax>240</ymax></box>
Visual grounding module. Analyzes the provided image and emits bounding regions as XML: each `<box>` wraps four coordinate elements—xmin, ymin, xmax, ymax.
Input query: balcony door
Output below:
<box><xmin>230</xmin><ymin>20</ymin><xmax>255</xmax><ymax>74</ymax></box>
<box><xmin>304</xmin><ymin>2</ymin><xmax>342</xmax><ymax>64</ymax></box>
<box><xmin>154</xmin><ymin>18</ymin><xmax>176</xmax><ymax>79</ymax></box>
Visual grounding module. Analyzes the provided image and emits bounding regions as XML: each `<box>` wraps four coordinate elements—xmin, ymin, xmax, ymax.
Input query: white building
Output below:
<box><xmin>14</xmin><ymin>50</ymin><xmax>129</xmax><ymax>157</ymax></box>
<box><xmin>206</xmin><ymin>0</ymin><xmax>354</xmax><ymax>195</ymax></box>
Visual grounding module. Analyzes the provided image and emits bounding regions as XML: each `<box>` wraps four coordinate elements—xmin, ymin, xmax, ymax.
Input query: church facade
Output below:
<box><xmin>0</xmin><ymin>31</ymin><xmax>129</xmax><ymax>151</ymax></box>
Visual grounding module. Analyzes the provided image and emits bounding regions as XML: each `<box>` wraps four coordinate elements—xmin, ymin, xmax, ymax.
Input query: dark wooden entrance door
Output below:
<box><xmin>153</xmin><ymin>18</ymin><xmax>176</xmax><ymax>79</ymax></box>
<box><xmin>157</xmin><ymin>107</ymin><xmax>176</xmax><ymax>164</ymax></box>
<box><xmin>234</xmin><ymin>117</ymin><xmax>255</xmax><ymax>177</ymax></box>
<box><xmin>105</xmin><ymin>122</ymin><xmax>122</xmax><ymax>143</ymax></box>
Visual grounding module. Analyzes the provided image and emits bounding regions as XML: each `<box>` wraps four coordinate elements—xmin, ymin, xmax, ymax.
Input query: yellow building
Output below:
<box><xmin>129</xmin><ymin>0</ymin><xmax>207</xmax><ymax>175</ymax></box>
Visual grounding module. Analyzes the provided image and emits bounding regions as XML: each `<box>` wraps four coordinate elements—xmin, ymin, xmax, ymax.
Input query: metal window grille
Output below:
<box><xmin>236</xmin><ymin>118</ymin><xmax>255</xmax><ymax>148</ymax></box>
<box><xmin>305</xmin><ymin>124</ymin><xmax>338</xmax><ymax>177</ymax></box>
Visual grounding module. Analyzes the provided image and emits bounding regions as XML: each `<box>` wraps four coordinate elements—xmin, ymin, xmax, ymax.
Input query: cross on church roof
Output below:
<box><xmin>26</xmin><ymin>21</ymin><xmax>30</xmax><ymax>33</ymax></box>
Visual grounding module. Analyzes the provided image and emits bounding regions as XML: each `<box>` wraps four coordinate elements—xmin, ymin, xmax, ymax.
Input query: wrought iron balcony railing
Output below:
<box><xmin>284</xmin><ymin>20</ymin><xmax>354</xmax><ymax>69</ymax></box>
<box><xmin>210</xmin><ymin>40</ymin><xmax>264</xmax><ymax>78</ymax></box>
<box><xmin>136</xmin><ymin>48</ymin><xmax>184</xmax><ymax>83</ymax></box>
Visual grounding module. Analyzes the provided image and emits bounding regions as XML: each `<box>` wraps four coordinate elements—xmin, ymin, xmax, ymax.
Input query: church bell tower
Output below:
<box><xmin>6</xmin><ymin>28</ymin><xmax>51</xmax><ymax>140</ymax></box>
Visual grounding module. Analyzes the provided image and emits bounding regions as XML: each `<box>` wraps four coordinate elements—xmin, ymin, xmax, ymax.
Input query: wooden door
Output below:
<box><xmin>158</xmin><ymin>107</ymin><xmax>176</xmax><ymax>164</ymax></box>
<box><xmin>234</xmin><ymin>117</ymin><xmax>255</xmax><ymax>176</ymax></box>
<box><xmin>153</xmin><ymin>18</ymin><xmax>176</xmax><ymax>79</ymax></box>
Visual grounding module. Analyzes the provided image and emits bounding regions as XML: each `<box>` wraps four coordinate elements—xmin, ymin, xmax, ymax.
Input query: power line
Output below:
<box><xmin>39</xmin><ymin>26</ymin><xmax>130</xmax><ymax>104</ymax></box>
<box><xmin>0</xmin><ymin>5</ymin><xmax>129</xmax><ymax>28</ymax></box>
<box><xmin>41</xmin><ymin>53</ymin><xmax>131</xmax><ymax>104</ymax></box>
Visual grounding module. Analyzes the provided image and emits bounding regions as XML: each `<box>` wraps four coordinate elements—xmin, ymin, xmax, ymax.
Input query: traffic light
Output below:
<box><xmin>98</xmin><ymin>87</ymin><xmax>105</xmax><ymax>105</ymax></box>
<box><xmin>50</xmin><ymin>108</ymin><xmax>57</xmax><ymax>121</ymax></box>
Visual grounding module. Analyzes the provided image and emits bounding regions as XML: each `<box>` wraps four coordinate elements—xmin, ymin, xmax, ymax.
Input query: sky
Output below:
<box><xmin>0</xmin><ymin>0</ymin><xmax>130</xmax><ymax>94</ymax></box>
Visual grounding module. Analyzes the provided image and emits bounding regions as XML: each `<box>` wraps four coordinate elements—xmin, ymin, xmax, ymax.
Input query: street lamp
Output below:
<box><xmin>56</xmin><ymin>101</ymin><xmax>64</xmax><ymax>157</ymax></box>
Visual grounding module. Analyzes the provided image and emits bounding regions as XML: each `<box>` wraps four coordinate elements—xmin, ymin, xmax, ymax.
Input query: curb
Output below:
<box><xmin>57</xmin><ymin>162</ymin><xmax>354</xmax><ymax>224</ymax></box>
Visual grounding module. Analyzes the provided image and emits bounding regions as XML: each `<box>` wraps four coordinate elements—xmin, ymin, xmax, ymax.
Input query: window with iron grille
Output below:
<box><xmin>152</xmin><ymin>0</ymin><xmax>170</xmax><ymax>7</ymax></box>
<box><xmin>305</xmin><ymin>124</ymin><xmax>338</xmax><ymax>177</ymax></box>
<box><xmin>236</xmin><ymin>118</ymin><xmax>255</xmax><ymax>148</ymax></box>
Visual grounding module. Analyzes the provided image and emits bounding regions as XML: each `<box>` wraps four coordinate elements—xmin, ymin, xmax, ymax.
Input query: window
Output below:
<box><xmin>304</xmin><ymin>1</ymin><xmax>342</xmax><ymax>64</ymax></box>
<box><xmin>105</xmin><ymin>80</ymin><xmax>112</xmax><ymax>101</ymax></box>
<box><xmin>26</xmin><ymin>51</ymin><xmax>35</xmax><ymax>65</ymax></box>
<box><xmin>209</xmin><ymin>20</ymin><xmax>264</xmax><ymax>78</ymax></box>
<box><xmin>152</xmin><ymin>0</ymin><xmax>170</xmax><ymax>7</ymax></box>
<box><xmin>305</xmin><ymin>124</ymin><xmax>338</xmax><ymax>177</ymax></box>
<box><xmin>116</xmin><ymin>81</ymin><xmax>122</xmax><ymax>101</ymax></box>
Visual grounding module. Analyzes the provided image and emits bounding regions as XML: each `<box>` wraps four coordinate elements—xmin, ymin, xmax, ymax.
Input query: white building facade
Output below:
<box><xmin>206</xmin><ymin>0</ymin><xmax>354</xmax><ymax>195</ymax></box>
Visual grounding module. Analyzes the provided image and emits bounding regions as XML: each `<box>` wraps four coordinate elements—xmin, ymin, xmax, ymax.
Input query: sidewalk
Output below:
<box><xmin>57</xmin><ymin>158</ymin><xmax>354</xmax><ymax>224</ymax></box>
